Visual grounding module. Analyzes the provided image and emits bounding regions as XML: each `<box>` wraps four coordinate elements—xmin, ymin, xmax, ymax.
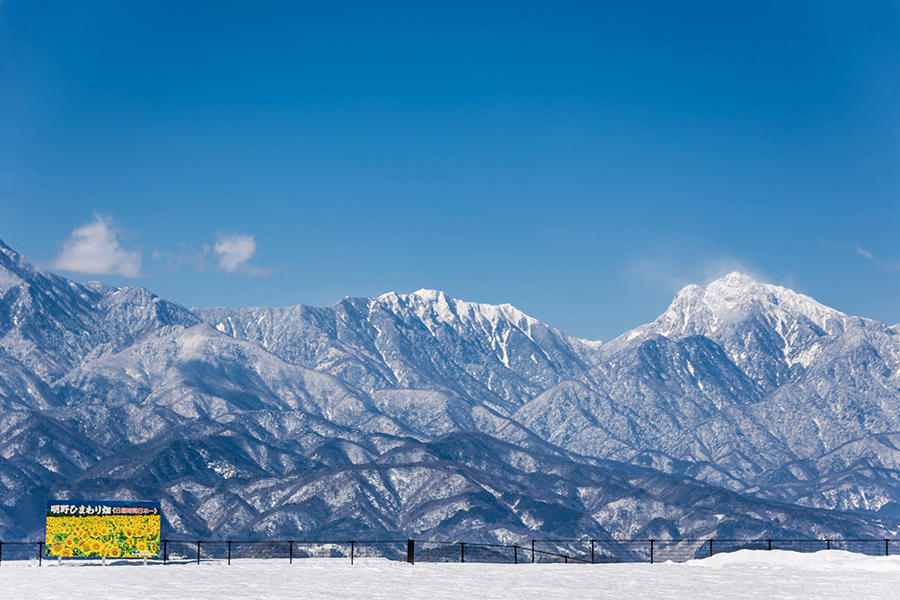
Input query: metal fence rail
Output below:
<box><xmin>0</xmin><ymin>537</ymin><xmax>892</xmax><ymax>566</ymax></box>
<box><xmin>529</xmin><ymin>537</ymin><xmax>893</xmax><ymax>564</ymax></box>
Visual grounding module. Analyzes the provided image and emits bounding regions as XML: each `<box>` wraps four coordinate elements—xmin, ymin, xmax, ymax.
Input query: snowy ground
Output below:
<box><xmin>2</xmin><ymin>550</ymin><xmax>898</xmax><ymax>600</ymax></box>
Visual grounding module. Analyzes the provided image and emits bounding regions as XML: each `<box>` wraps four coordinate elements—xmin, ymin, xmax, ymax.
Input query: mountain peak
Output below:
<box><xmin>0</xmin><ymin>238</ymin><xmax>42</xmax><ymax>294</ymax></box>
<box><xmin>411</xmin><ymin>288</ymin><xmax>447</xmax><ymax>300</ymax></box>
<box><xmin>0</xmin><ymin>237</ymin><xmax>31</xmax><ymax>273</ymax></box>
<box><xmin>679</xmin><ymin>273</ymin><xmax>842</xmax><ymax>334</ymax></box>
<box><xmin>377</xmin><ymin>288</ymin><xmax>451</xmax><ymax>303</ymax></box>
<box><xmin>670</xmin><ymin>271</ymin><xmax>762</xmax><ymax>304</ymax></box>
<box><xmin>709</xmin><ymin>270</ymin><xmax>759</xmax><ymax>287</ymax></box>
<box><xmin>375</xmin><ymin>288</ymin><xmax>541</xmax><ymax>333</ymax></box>
<box><xmin>621</xmin><ymin>272</ymin><xmax>847</xmax><ymax>346</ymax></box>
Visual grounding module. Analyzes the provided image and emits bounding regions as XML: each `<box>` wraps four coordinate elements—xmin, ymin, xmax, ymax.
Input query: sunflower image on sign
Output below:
<box><xmin>45</xmin><ymin>500</ymin><xmax>161</xmax><ymax>558</ymax></box>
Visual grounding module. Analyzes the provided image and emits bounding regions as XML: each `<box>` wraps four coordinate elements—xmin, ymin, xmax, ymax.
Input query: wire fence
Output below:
<box><xmin>0</xmin><ymin>537</ymin><xmax>893</xmax><ymax>566</ymax></box>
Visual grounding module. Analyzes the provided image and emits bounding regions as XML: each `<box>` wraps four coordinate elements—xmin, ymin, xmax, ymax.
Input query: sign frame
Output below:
<box><xmin>45</xmin><ymin>500</ymin><xmax>161</xmax><ymax>559</ymax></box>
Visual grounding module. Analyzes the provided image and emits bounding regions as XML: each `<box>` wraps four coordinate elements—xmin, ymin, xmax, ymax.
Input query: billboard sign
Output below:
<box><xmin>45</xmin><ymin>500</ymin><xmax>161</xmax><ymax>558</ymax></box>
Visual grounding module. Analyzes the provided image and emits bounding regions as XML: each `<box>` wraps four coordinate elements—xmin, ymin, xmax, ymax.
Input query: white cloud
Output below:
<box><xmin>857</xmin><ymin>246</ymin><xmax>900</xmax><ymax>271</ymax></box>
<box><xmin>53</xmin><ymin>215</ymin><xmax>141</xmax><ymax>277</ymax></box>
<box><xmin>213</xmin><ymin>233</ymin><xmax>268</xmax><ymax>276</ymax></box>
<box><xmin>856</xmin><ymin>247</ymin><xmax>876</xmax><ymax>262</ymax></box>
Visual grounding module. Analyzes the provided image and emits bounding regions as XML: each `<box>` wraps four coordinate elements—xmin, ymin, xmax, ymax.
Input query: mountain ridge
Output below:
<box><xmin>0</xmin><ymin>238</ymin><xmax>898</xmax><ymax>543</ymax></box>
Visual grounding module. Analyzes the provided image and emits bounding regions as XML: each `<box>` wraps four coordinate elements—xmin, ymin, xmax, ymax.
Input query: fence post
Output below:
<box><xmin>590</xmin><ymin>539</ymin><xmax>595</xmax><ymax>564</ymax></box>
<box><xmin>826</xmin><ymin>539</ymin><xmax>830</xmax><ymax>550</ymax></box>
<box><xmin>709</xmin><ymin>539</ymin><xmax>713</xmax><ymax>557</ymax></box>
<box><xmin>649</xmin><ymin>539</ymin><xmax>654</xmax><ymax>564</ymax></box>
<box><xmin>767</xmin><ymin>539</ymin><xmax>772</xmax><ymax>551</ymax></box>
<box><xmin>531</xmin><ymin>539</ymin><xmax>535</xmax><ymax>563</ymax></box>
<box><xmin>0</xmin><ymin>541</ymin><xmax>3</xmax><ymax>566</ymax></box>
<box><xmin>163</xmin><ymin>539</ymin><xmax>168</xmax><ymax>564</ymax></box>
<box><xmin>886</xmin><ymin>539</ymin><xmax>890</xmax><ymax>557</ymax></box>
<box><xmin>227</xmin><ymin>540</ymin><xmax>231</xmax><ymax>565</ymax></box>
<box><xmin>38</xmin><ymin>542</ymin><xmax>43</xmax><ymax>566</ymax></box>
<box><xmin>196</xmin><ymin>541</ymin><xmax>201</xmax><ymax>564</ymax></box>
<box><xmin>406</xmin><ymin>539</ymin><xmax>415</xmax><ymax>565</ymax></box>
<box><xmin>350</xmin><ymin>541</ymin><xmax>355</xmax><ymax>565</ymax></box>
<box><xmin>289</xmin><ymin>541</ymin><xmax>293</xmax><ymax>564</ymax></box>
<box><xmin>460</xmin><ymin>542</ymin><xmax>465</xmax><ymax>563</ymax></box>
<box><xmin>513</xmin><ymin>545</ymin><xmax>518</xmax><ymax>564</ymax></box>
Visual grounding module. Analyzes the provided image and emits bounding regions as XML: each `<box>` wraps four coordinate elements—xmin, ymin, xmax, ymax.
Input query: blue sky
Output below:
<box><xmin>1</xmin><ymin>1</ymin><xmax>898</xmax><ymax>340</ymax></box>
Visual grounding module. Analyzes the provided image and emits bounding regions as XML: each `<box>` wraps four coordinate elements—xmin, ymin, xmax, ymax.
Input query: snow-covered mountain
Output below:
<box><xmin>515</xmin><ymin>273</ymin><xmax>900</xmax><ymax>515</ymax></box>
<box><xmin>0</xmin><ymin>238</ymin><xmax>897</xmax><ymax>543</ymax></box>
<box><xmin>196</xmin><ymin>290</ymin><xmax>599</xmax><ymax>415</ymax></box>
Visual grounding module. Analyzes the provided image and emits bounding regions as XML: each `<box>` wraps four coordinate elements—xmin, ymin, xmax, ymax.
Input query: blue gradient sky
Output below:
<box><xmin>1</xmin><ymin>1</ymin><xmax>898</xmax><ymax>339</ymax></box>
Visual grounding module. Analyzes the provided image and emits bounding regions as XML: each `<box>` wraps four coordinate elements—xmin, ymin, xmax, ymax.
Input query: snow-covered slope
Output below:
<box><xmin>5</xmin><ymin>551</ymin><xmax>900</xmax><ymax>600</ymax></box>
<box><xmin>0</xmin><ymin>239</ymin><xmax>199</xmax><ymax>384</ymax></box>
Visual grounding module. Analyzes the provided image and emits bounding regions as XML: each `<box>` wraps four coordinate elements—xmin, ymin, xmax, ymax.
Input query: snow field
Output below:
<box><xmin>1</xmin><ymin>550</ymin><xmax>898</xmax><ymax>600</ymax></box>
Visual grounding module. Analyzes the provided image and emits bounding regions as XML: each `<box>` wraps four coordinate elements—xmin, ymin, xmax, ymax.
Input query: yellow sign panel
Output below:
<box><xmin>45</xmin><ymin>501</ymin><xmax>161</xmax><ymax>558</ymax></box>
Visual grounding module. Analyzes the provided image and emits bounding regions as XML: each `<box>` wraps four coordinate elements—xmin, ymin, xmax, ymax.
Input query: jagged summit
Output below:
<box><xmin>375</xmin><ymin>288</ymin><xmax>543</xmax><ymax>333</ymax></box>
